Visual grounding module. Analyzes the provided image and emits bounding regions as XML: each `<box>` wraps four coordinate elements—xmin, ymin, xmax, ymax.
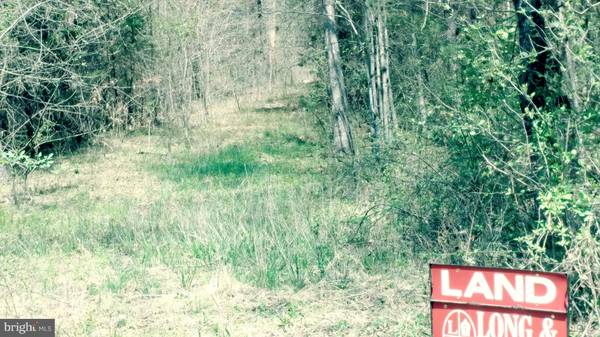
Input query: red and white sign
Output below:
<box><xmin>430</xmin><ymin>264</ymin><xmax>568</xmax><ymax>337</ymax></box>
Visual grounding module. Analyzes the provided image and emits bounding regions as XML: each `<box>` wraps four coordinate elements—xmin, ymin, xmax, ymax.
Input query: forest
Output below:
<box><xmin>0</xmin><ymin>0</ymin><xmax>598</xmax><ymax>336</ymax></box>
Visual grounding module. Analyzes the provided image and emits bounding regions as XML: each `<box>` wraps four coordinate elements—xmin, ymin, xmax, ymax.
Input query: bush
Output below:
<box><xmin>0</xmin><ymin>0</ymin><xmax>153</xmax><ymax>154</ymax></box>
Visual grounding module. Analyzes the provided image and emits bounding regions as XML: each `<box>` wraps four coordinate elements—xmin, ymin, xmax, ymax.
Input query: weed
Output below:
<box><xmin>179</xmin><ymin>265</ymin><xmax>198</xmax><ymax>289</ymax></box>
<box><xmin>104</xmin><ymin>268</ymin><xmax>136</xmax><ymax>294</ymax></box>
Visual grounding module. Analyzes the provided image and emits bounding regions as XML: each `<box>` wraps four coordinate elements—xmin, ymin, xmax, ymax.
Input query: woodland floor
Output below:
<box><xmin>0</xmin><ymin>94</ymin><xmax>430</xmax><ymax>336</ymax></box>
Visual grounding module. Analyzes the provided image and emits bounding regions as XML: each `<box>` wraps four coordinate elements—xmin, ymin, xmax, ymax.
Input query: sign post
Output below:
<box><xmin>430</xmin><ymin>264</ymin><xmax>568</xmax><ymax>337</ymax></box>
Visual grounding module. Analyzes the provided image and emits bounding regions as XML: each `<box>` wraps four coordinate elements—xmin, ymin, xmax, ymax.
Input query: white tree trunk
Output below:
<box><xmin>365</xmin><ymin>2</ymin><xmax>395</xmax><ymax>143</ymax></box>
<box><xmin>323</xmin><ymin>0</ymin><xmax>354</xmax><ymax>155</ymax></box>
<box><xmin>264</xmin><ymin>0</ymin><xmax>278</xmax><ymax>92</ymax></box>
<box><xmin>382</xmin><ymin>13</ymin><xmax>396</xmax><ymax>129</ymax></box>
<box><xmin>365</xmin><ymin>8</ymin><xmax>380</xmax><ymax>150</ymax></box>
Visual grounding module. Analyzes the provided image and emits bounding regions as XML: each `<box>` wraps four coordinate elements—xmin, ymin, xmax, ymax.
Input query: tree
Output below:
<box><xmin>0</xmin><ymin>0</ymin><xmax>154</xmax><ymax>153</ymax></box>
<box><xmin>513</xmin><ymin>0</ymin><xmax>562</xmax><ymax>143</ymax></box>
<box><xmin>364</xmin><ymin>0</ymin><xmax>395</xmax><ymax>144</ymax></box>
<box><xmin>323</xmin><ymin>0</ymin><xmax>354</xmax><ymax>155</ymax></box>
<box><xmin>264</xmin><ymin>0</ymin><xmax>278</xmax><ymax>92</ymax></box>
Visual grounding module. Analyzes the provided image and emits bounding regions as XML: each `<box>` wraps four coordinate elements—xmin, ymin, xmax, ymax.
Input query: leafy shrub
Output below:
<box><xmin>0</xmin><ymin>149</ymin><xmax>54</xmax><ymax>203</ymax></box>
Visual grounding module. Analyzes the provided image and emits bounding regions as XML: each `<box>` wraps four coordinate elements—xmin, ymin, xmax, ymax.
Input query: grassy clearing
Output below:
<box><xmin>0</xmin><ymin>97</ymin><xmax>430</xmax><ymax>336</ymax></box>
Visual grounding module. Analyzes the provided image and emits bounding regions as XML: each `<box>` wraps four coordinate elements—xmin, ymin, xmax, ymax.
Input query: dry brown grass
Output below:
<box><xmin>0</xmin><ymin>253</ymin><xmax>428</xmax><ymax>336</ymax></box>
<box><xmin>0</xmin><ymin>95</ymin><xmax>431</xmax><ymax>336</ymax></box>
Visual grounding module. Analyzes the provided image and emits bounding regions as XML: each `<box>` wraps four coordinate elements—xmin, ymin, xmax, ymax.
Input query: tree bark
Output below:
<box><xmin>365</xmin><ymin>7</ymin><xmax>380</xmax><ymax>153</ymax></box>
<box><xmin>365</xmin><ymin>2</ymin><xmax>394</xmax><ymax>144</ymax></box>
<box><xmin>264</xmin><ymin>0</ymin><xmax>278</xmax><ymax>92</ymax></box>
<box><xmin>202</xmin><ymin>46</ymin><xmax>211</xmax><ymax>115</ymax></box>
<box><xmin>377</xmin><ymin>10</ymin><xmax>390</xmax><ymax>140</ymax></box>
<box><xmin>412</xmin><ymin>33</ymin><xmax>428</xmax><ymax>126</ymax></box>
<box><xmin>512</xmin><ymin>0</ymin><xmax>566</xmax><ymax>220</ymax></box>
<box><xmin>512</xmin><ymin>0</ymin><xmax>555</xmax><ymax>139</ymax></box>
<box><xmin>323</xmin><ymin>0</ymin><xmax>354</xmax><ymax>155</ymax></box>
<box><xmin>383</xmin><ymin>13</ymin><xmax>396</xmax><ymax>129</ymax></box>
<box><xmin>557</xmin><ymin>8</ymin><xmax>580</xmax><ymax>113</ymax></box>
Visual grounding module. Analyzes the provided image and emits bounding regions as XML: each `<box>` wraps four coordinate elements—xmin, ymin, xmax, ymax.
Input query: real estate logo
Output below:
<box><xmin>442</xmin><ymin>309</ymin><xmax>476</xmax><ymax>337</ymax></box>
<box><xmin>0</xmin><ymin>319</ymin><xmax>54</xmax><ymax>337</ymax></box>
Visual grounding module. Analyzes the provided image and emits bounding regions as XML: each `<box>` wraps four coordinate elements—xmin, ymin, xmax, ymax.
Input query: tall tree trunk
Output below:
<box><xmin>202</xmin><ymin>47</ymin><xmax>211</xmax><ymax>115</ymax></box>
<box><xmin>382</xmin><ymin>13</ymin><xmax>396</xmax><ymax>129</ymax></box>
<box><xmin>557</xmin><ymin>8</ymin><xmax>580</xmax><ymax>113</ymax></box>
<box><xmin>377</xmin><ymin>10</ymin><xmax>390</xmax><ymax>140</ymax></box>
<box><xmin>513</xmin><ymin>0</ymin><xmax>555</xmax><ymax>141</ymax></box>
<box><xmin>412</xmin><ymin>33</ymin><xmax>428</xmax><ymax>126</ymax></box>
<box><xmin>364</xmin><ymin>7</ymin><xmax>380</xmax><ymax>154</ymax></box>
<box><xmin>265</xmin><ymin>0</ymin><xmax>278</xmax><ymax>92</ymax></box>
<box><xmin>446</xmin><ymin>3</ymin><xmax>459</xmax><ymax>75</ymax></box>
<box><xmin>512</xmin><ymin>0</ymin><xmax>565</xmax><ymax>220</ymax></box>
<box><xmin>365</xmin><ymin>2</ymin><xmax>394</xmax><ymax>144</ymax></box>
<box><xmin>323</xmin><ymin>0</ymin><xmax>354</xmax><ymax>155</ymax></box>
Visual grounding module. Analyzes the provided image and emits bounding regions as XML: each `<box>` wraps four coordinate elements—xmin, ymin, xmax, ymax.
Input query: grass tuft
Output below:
<box><xmin>166</xmin><ymin>145</ymin><xmax>259</xmax><ymax>181</ymax></box>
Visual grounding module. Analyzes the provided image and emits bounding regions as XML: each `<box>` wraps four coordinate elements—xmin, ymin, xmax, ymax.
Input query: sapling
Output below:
<box><xmin>0</xmin><ymin>149</ymin><xmax>54</xmax><ymax>205</ymax></box>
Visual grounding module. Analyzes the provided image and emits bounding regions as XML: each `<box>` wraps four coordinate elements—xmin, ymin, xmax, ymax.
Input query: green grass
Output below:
<box><xmin>0</xmin><ymin>108</ymin><xmax>430</xmax><ymax>297</ymax></box>
<box><xmin>0</xmin><ymin>88</ymin><xmax>594</xmax><ymax>337</ymax></box>
<box><xmin>0</xmin><ymin>104</ymin><xmax>434</xmax><ymax>336</ymax></box>
<box><xmin>132</xmin><ymin>128</ymin><xmax>339</xmax><ymax>288</ymax></box>
<box><xmin>0</xmin><ymin>122</ymin><xmax>346</xmax><ymax>289</ymax></box>
<box><xmin>154</xmin><ymin>131</ymin><xmax>321</xmax><ymax>189</ymax></box>
<box><xmin>164</xmin><ymin>145</ymin><xmax>260</xmax><ymax>181</ymax></box>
